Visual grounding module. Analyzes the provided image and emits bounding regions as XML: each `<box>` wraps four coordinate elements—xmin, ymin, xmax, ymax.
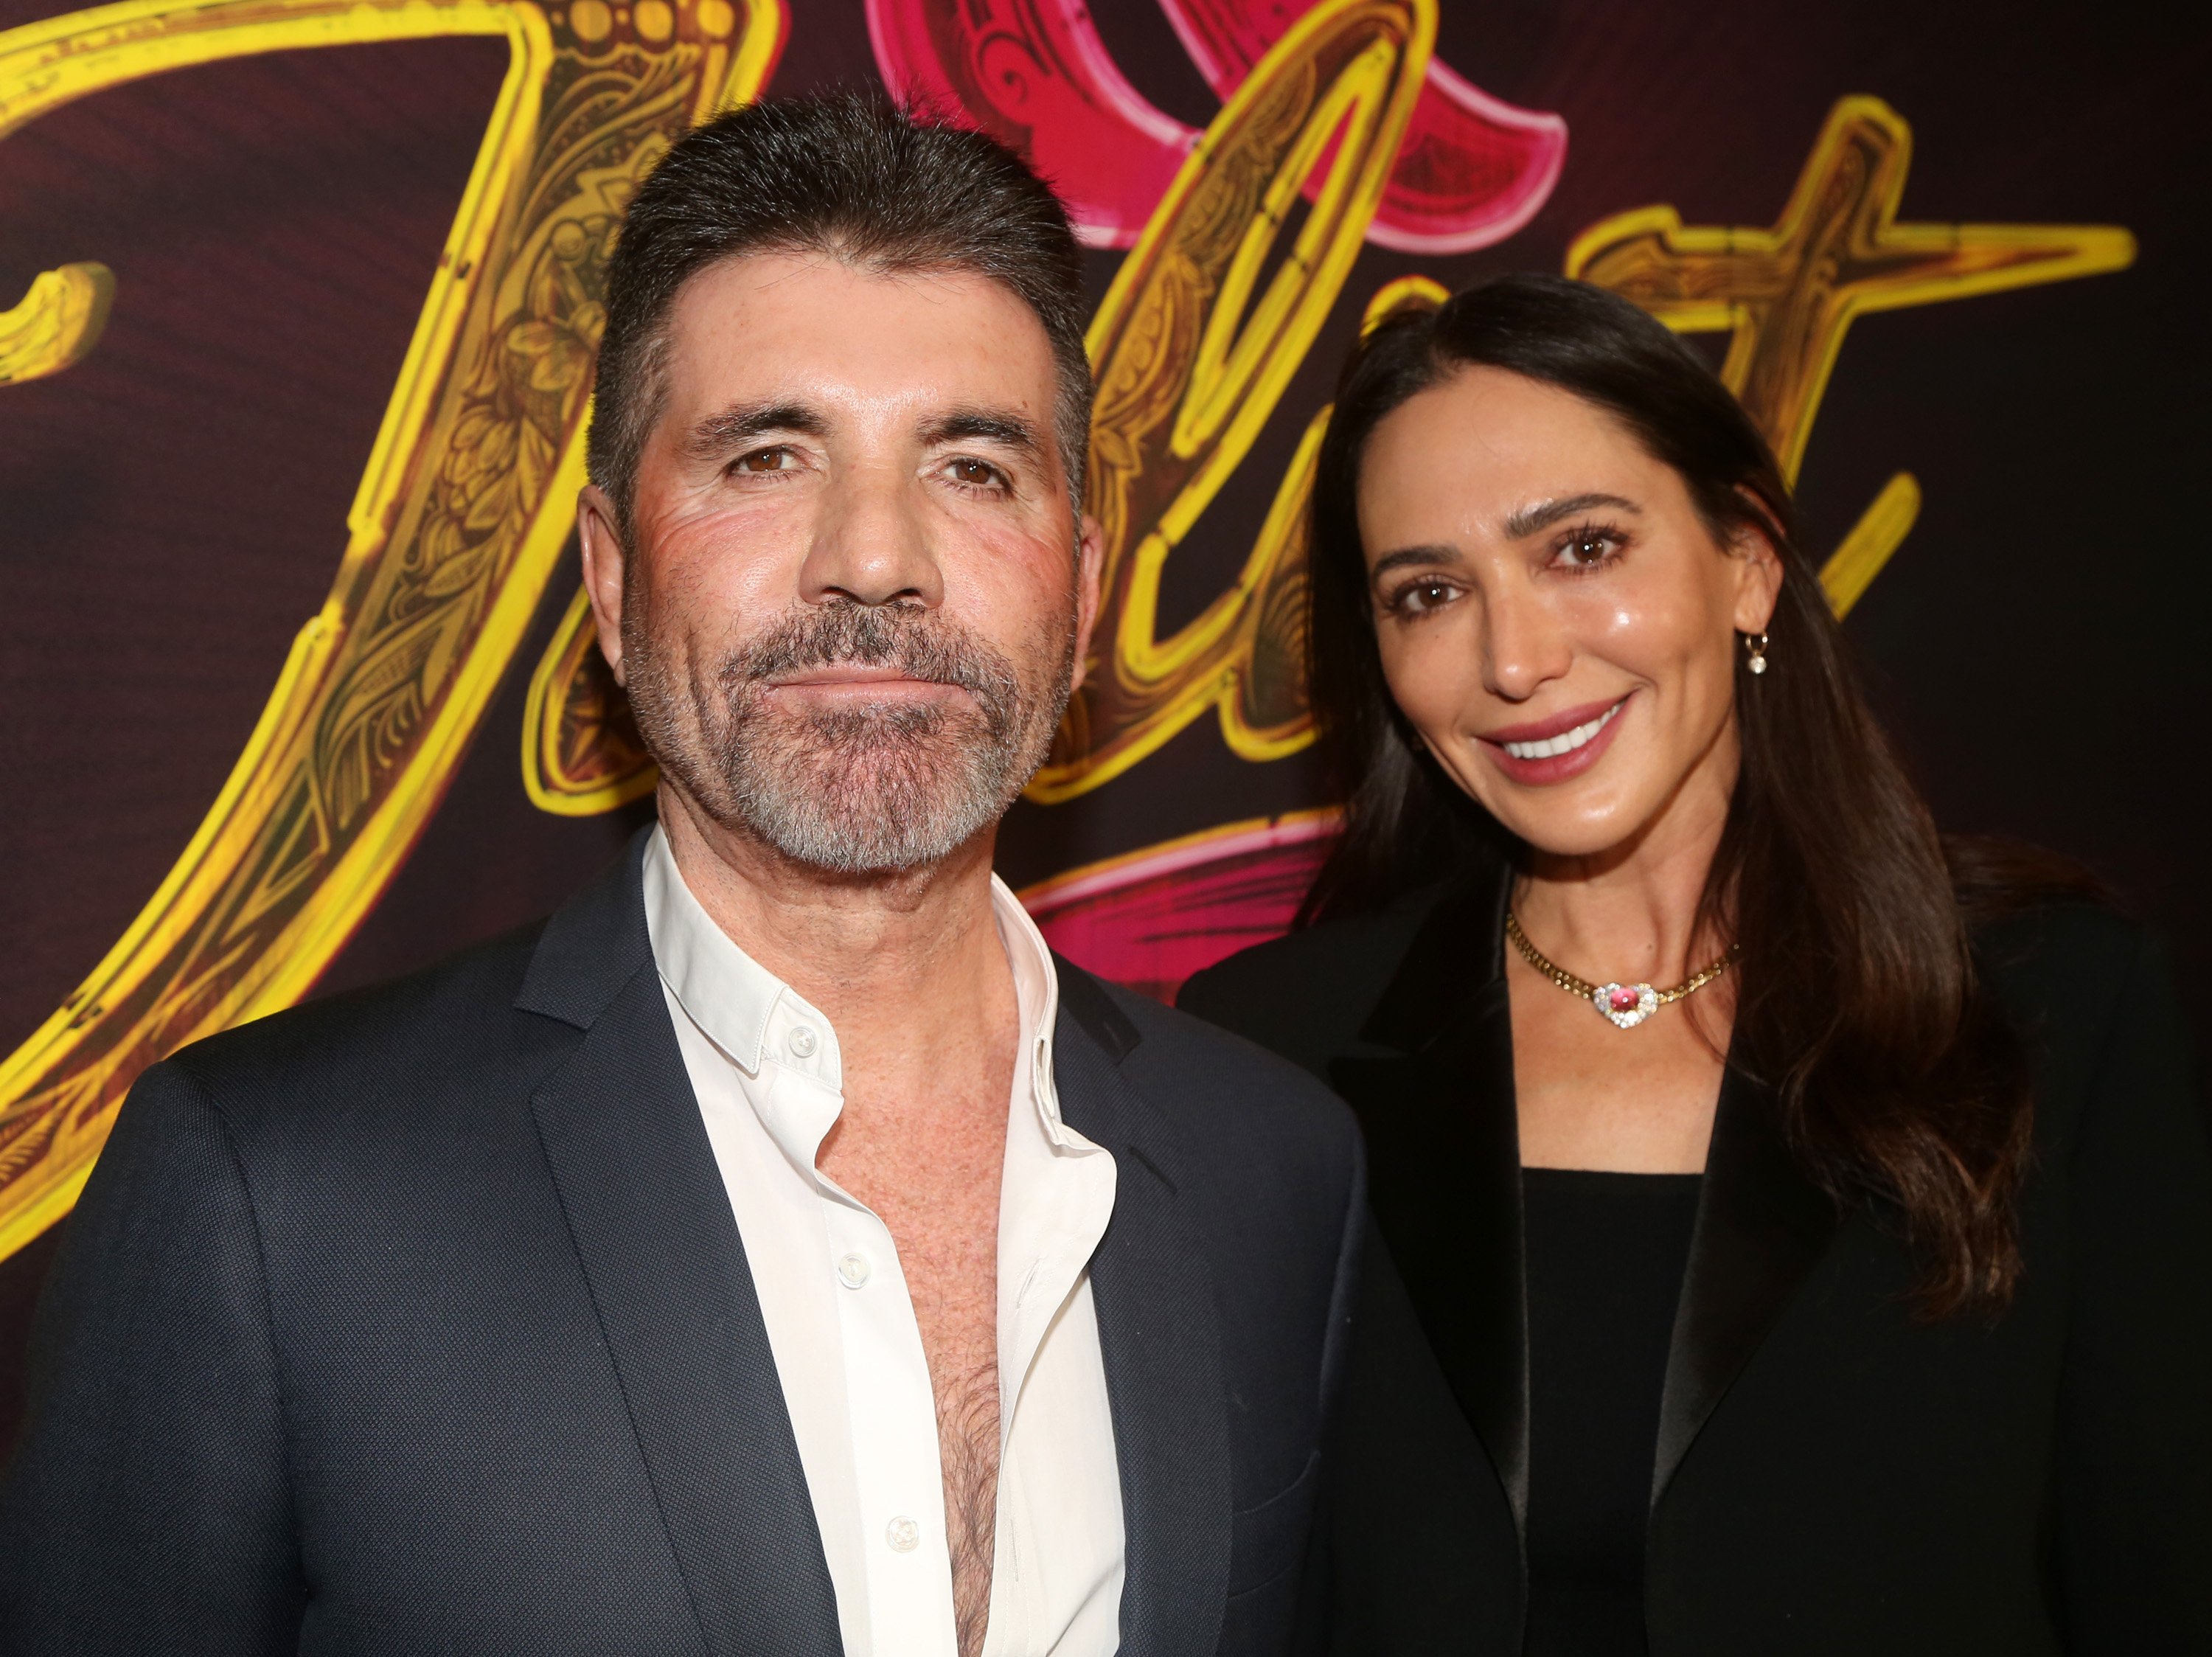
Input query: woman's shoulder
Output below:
<box><xmin>1947</xmin><ymin>837</ymin><xmax>2184</xmax><ymax>1084</ymax></box>
<box><xmin>1175</xmin><ymin>882</ymin><xmax>1449</xmax><ymax>1081</ymax></box>
<box><xmin>1972</xmin><ymin>896</ymin><xmax>2199</xmax><ymax>1150</ymax></box>
<box><xmin>1973</xmin><ymin>896</ymin><xmax>2160</xmax><ymax>1038</ymax></box>
<box><xmin>1949</xmin><ymin>836</ymin><xmax>2136</xmax><ymax>1004</ymax></box>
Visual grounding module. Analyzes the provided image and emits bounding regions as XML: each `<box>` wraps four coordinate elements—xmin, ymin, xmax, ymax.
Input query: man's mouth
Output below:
<box><xmin>771</xmin><ymin>661</ymin><xmax>923</xmax><ymax>682</ymax></box>
<box><xmin>764</xmin><ymin>664</ymin><xmax>961</xmax><ymax>695</ymax></box>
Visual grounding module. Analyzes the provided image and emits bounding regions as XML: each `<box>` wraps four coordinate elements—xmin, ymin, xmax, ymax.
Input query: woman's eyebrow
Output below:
<box><xmin>1368</xmin><ymin>543</ymin><xmax>1460</xmax><ymax>582</ymax></box>
<box><xmin>1503</xmin><ymin>492</ymin><xmax>1641</xmax><ymax>538</ymax></box>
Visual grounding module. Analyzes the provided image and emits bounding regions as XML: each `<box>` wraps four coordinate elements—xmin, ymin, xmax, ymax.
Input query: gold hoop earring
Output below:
<box><xmin>1742</xmin><ymin>631</ymin><xmax>1770</xmax><ymax>675</ymax></box>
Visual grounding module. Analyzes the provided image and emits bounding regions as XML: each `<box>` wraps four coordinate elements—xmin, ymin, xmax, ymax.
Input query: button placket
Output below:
<box><xmin>824</xmin><ymin>1201</ymin><xmax>956</xmax><ymax>1644</ymax></box>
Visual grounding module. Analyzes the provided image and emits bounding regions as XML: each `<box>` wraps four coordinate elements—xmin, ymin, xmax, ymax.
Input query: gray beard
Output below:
<box><xmin>626</xmin><ymin>597</ymin><xmax>1073</xmax><ymax>875</ymax></box>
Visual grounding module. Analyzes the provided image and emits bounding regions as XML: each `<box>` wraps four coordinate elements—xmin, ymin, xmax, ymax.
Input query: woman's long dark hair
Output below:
<box><xmin>1304</xmin><ymin>274</ymin><xmax>2082</xmax><ymax>1319</ymax></box>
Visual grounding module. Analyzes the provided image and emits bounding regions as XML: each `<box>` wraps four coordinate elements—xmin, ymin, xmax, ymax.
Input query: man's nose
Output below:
<box><xmin>797</xmin><ymin>462</ymin><xmax>943</xmax><ymax>608</ymax></box>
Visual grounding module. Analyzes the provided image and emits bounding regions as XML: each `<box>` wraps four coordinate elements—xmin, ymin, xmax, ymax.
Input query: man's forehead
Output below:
<box><xmin>648</xmin><ymin>251</ymin><xmax>1062</xmax><ymax>453</ymax></box>
<box><xmin>664</xmin><ymin>249</ymin><xmax>1054</xmax><ymax>369</ymax></box>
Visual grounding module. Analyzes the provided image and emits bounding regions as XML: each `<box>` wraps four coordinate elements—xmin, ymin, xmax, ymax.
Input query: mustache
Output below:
<box><xmin>718</xmin><ymin>601</ymin><xmax>1023</xmax><ymax>728</ymax></box>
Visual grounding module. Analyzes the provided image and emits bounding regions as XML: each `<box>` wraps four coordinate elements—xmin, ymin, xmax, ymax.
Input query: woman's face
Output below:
<box><xmin>1357</xmin><ymin>365</ymin><xmax>1781</xmax><ymax>862</ymax></box>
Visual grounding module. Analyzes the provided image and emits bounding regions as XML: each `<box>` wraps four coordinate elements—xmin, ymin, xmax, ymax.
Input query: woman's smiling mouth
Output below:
<box><xmin>1478</xmin><ymin>694</ymin><xmax>1632</xmax><ymax>785</ymax></box>
<box><xmin>1501</xmin><ymin>699</ymin><xmax>1623</xmax><ymax>760</ymax></box>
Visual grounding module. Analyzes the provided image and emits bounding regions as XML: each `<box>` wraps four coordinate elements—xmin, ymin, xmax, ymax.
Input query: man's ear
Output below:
<box><xmin>575</xmin><ymin>484</ymin><xmax>631</xmax><ymax>687</ymax></box>
<box><xmin>1069</xmin><ymin>513</ymin><xmax>1106</xmax><ymax>693</ymax></box>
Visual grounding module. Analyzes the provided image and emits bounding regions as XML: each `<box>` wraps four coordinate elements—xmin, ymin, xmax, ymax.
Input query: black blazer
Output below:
<box><xmin>0</xmin><ymin>833</ymin><xmax>1365</xmax><ymax>1656</ymax></box>
<box><xmin>1179</xmin><ymin>859</ymin><xmax>2212</xmax><ymax>1656</ymax></box>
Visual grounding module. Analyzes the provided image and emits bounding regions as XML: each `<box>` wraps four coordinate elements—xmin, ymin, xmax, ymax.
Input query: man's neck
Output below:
<box><xmin>655</xmin><ymin>782</ymin><xmax>1015</xmax><ymax>1080</ymax></box>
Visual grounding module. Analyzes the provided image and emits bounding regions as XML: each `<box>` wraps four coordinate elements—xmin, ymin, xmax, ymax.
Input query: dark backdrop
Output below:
<box><xmin>3</xmin><ymin>0</ymin><xmax>2205</xmax><ymax>1450</ymax></box>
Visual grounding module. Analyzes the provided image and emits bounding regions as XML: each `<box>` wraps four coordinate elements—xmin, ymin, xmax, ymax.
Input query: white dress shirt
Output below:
<box><xmin>641</xmin><ymin>827</ymin><xmax>1124</xmax><ymax>1657</ymax></box>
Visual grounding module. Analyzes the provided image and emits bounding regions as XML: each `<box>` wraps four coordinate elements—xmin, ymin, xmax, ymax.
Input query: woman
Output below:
<box><xmin>1178</xmin><ymin>275</ymin><xmax>2211</xmax><ymax>1655</ymax></box>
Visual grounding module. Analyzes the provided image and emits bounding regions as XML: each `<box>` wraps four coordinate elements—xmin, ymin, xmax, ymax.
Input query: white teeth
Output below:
<box><xmin>1502</xmin><ymin>701</ymin><xmax>1621</xmax><ymax>761</ymax></box>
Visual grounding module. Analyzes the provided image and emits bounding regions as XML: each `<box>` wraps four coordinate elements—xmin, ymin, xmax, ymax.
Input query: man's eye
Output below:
<box><xmin>946</xmin><ymin>457</ymin><xmax>1006</xmax><ymax>490</ymax></box>
<box><xmin>731</xmin><ymin>447</ymin><xmax>793</xmax><ymax>475</ymax></box>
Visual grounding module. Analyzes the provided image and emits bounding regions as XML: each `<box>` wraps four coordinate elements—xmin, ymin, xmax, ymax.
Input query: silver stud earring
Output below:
<box><xmin>1743</xmin><ymin>631</ymin><xmax>1770</xmax><ymax>675</ymax></box>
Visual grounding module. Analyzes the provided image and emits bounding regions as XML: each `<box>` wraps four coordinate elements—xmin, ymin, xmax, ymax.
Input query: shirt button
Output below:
<box><xmin>787</xmin><ymin>1025</ymin><xmax>818</xmax><ymax>1058</ymax></box>
<box><xmin>836</xmin><ymin>1253</ymin><xmax>871</xmax><ymax>1289</ymax></box>
<box><xmin>885</xmin><ymin>1515</ymin><xmax>920</xmax><ymax>1553</ymax></box>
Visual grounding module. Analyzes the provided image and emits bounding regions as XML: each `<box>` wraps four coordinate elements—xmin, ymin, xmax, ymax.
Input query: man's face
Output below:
<box><xmin>580</xmin><ymin>251</ymin><xmax>1101</xmax><ymax>875</ymax></box>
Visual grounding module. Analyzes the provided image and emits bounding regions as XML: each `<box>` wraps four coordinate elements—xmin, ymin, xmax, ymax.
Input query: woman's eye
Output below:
<box><xmin>1555</xmin><ymin>527</ymin><xmax>1624</xmax><ymax>569</ymax></box>
<box><xmin>1392</xmin><ymin>579</ymin><xmax>1459</xmax><ymax>615</ymax></box>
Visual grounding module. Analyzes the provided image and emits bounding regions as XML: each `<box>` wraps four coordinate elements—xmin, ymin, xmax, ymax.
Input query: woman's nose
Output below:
<box><xmin>1481</xmin><ymin>586</ymin><xmax>1573</xmax><ymax>701</ymax></box>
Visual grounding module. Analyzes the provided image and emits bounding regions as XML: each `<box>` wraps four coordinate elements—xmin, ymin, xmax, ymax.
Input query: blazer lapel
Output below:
<box><xmin>1650</xmin><ymin>1063</ymin><xmax>1839</xmax><ymax>1505</ymax></box>
<box><xmin>1307</xmin><ymin>856</ymin><xmax>1840</xmax><ymax>1531</ymax></box>
<box><xmin>1054</xmin><ymin>966</ymin><xmax>1233</xmax><ymax>1657</ymax></box>
<box><xmin>519</xmin><ymin>836</ymin><xmax>841</xmax><ymax>1657</ymax></box>
<box><xmin>1328</xmin><ymin>865</ymin><xmax>1529</xmax><ymax>1541</ymax></box>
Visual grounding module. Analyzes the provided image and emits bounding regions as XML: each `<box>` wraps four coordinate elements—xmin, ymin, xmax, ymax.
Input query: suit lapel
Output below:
<box><xmin>1054</xmin><ymin>966</ymin><xmax>1233</xmax><ymax>1657</ymax></box>
<box><xmin>1326</xmin><ymin>864</ymin><xmax>1529</xmax><ymax>1541</ymax></box>
<box><xmin>520</xmin><ymin>836</ymin><xmax>841</xmax><ymax>1657</ymax></box>
<box><xmin>1651</xmin><ymin>1063</ymin><xmax>1837</xmax><ymax>1504</ymax></box>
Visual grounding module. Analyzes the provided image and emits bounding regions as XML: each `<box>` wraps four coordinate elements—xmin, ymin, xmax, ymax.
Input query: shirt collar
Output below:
<box><xmin>640</xmin><ymin>824</ymin><xmax>1068</xmax><ymax>1132</ymax></box>
<box><xmin>641</xmin><ymin>824</ymin><xmax>796</xmax><ymax>1079</ymax></box>
<box><xmin>991</xmin><ymin>858</ymin><xmax>1076</xmax><ymax>1149</ymax></box>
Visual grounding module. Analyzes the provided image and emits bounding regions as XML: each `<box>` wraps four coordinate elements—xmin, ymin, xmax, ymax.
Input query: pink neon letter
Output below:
<box><xmin>868</xmin><ymin>0</ymin><xmax>1565</xmax><ymax>252</ymax></box>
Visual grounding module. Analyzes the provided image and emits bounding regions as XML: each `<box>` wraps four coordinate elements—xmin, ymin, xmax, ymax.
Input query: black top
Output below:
<box><xmin>1520</xmin><ymin>1170</ymin><xmax>1702</xmax><ymax>1657</ymax></box>
<box><xmin>0</xmin><ymin>829</ymin><xmax>1365</xmax><ymax>1657</ymax></box>
<box><xmin>1178</xmin><ymin>858</ymin><xmax>2212</xmax><ymax>1656</ymax></box>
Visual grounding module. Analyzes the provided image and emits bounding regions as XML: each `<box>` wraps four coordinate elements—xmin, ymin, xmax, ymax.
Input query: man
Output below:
<box><xmin>0</xmin><ymin>97</ymin><xmax>1362</xmax><ymax>1656</ymax></box>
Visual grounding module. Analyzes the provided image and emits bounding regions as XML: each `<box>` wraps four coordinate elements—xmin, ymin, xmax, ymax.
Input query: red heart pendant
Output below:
<box><xmin>1592</xmin><ymin>982</ymin><xmax>1659</xmax><ymax>1029</ymax></box>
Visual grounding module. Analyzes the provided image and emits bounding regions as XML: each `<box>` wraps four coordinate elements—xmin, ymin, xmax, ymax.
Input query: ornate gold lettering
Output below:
<box><xmin>1568</xmin><ymin>97</ymin><xmax>2135</xmax><ymax>485</ymax></box>
<box><xmin>1820</xmin><ymin>469</ymin><xmax>1920</xmax><ymax>617</ymax></box>
<box><xmin>1568</xmin><ymin>95</ymin><xmax>2131</xmax><ymax>616</ymax></box>
<box><xmin>1036</xmin><ymin>0</ymin><xmax>1431</xmax><ymax>798</ymax></box>
<box><xmin>521</xmin><ymin>585</ymin><xmax>655</xmax><ymax>813</ymax></box>
<box><xmin>0</xmin><ymin>0</ymin><xmax>785</xmax><ymax>1259</ymax></box>
<box><xmin>0</xmin><ymin>260</ymin><xmax>111</xmax><ymax>383</ymax></box>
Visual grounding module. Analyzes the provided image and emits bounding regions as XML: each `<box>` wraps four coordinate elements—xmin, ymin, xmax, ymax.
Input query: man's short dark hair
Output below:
<box><xmin>587</xmin><ymin>93</ymin><xmax>1093</xmax><ymax>533</ymax></box>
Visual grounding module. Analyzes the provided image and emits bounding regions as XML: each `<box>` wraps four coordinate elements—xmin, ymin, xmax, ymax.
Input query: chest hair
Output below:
<box><xmin>823</xmin><ymin>1097</ymin><xmax>1008</xmax><ymax>1657</ymax></box>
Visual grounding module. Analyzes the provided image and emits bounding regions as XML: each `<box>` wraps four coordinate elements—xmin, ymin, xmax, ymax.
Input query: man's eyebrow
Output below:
<box><xmin>680</xmin><ymin>401</ymin><xmax>827</xmax><ymax>460</ymax></box>
<box><xmin>920</xmin><ymin>409</ymin><xmax>1043</xmax><ymax>455</ymax></box>
<box><xmin>1503</xmin><ymin>492</ymin><xmax>1641</xmax><ymax>538</ymax></box>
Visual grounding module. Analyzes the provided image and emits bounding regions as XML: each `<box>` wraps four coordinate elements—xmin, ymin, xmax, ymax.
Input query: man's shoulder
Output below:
<box><xmin>159</xmin><ymin>920</ymin><xmax>570</xmax><ymax>1131</ymax></box>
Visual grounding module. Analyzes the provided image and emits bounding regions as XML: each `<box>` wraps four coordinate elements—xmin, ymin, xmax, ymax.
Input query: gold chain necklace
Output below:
<box><xmin>1505</xmin><ymin>911</ymin><xmax>1741</xmax><ymax>1030</ymax></box>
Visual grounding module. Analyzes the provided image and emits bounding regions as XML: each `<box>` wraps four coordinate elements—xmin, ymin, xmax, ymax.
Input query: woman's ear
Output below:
<box><xmin>1729</xmin><ymin>514</ymin><xmax>1785</xmax><ymax>636</ymax></box>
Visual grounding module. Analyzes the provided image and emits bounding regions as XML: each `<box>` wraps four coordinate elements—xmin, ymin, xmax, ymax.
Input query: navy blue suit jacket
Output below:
<box><xmin>0</xmin><ymin>833</ymin><xmax>1363</xmax><ymax>1656</ymax></box>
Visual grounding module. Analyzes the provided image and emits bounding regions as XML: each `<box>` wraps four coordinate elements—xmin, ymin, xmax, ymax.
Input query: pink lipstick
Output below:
<box><xmin>1475</xmin><ymin>693</ymin><xmax>1630</xmax><ymax>786</ymax></box>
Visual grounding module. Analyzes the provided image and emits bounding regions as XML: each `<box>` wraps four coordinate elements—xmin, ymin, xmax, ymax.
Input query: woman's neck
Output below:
<box><xmin>1512</xmin><ymin>749</ymin><xmax>1736</xmax><ymax>989</ymax></box>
